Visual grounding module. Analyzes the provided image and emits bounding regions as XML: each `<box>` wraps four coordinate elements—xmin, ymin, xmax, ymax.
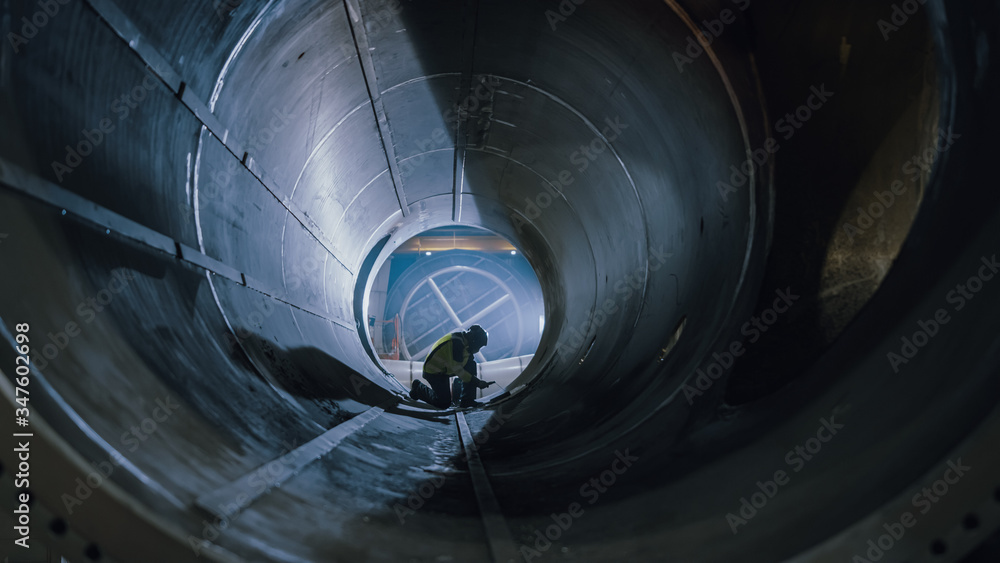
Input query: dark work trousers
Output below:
<box><xmin>418</xmin><ymin>373</ymin><xmax>477</xmax><ymax>408</ymax></box>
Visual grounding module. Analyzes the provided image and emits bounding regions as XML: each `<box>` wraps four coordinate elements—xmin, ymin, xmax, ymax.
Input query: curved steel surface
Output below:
<box><xmin>0</xmin><ymin>0</ymin><xmax>998</xmax><ymax>562</ymax></box>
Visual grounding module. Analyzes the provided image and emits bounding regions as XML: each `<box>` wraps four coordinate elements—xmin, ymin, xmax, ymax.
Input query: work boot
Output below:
<box><xmin>410</xmin><ymin>380</ymin><xmax>428</xmax><ymax>402</ymax></box>
<box><xmin>413</xmin><ymin>376</ymin><xmax>452</xmax><ymax>409</ymax></box>
<box><xmin>458</xmin><ymin>378</ymin><xmax>479</xmax><ymax>408</ymax></box>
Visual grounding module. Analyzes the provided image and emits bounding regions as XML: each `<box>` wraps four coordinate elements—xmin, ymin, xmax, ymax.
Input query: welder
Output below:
<box><xmin>409</xmin><ymin>325</ymin><xmax>495</xmax><ymax>409</ymax></box>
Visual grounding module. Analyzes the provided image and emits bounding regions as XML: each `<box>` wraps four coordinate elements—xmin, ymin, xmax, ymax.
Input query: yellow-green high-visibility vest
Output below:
<box><xmin>423</xmin><ymin>333</ymin><xmax>475</xmax><ymax>382</ymax></box>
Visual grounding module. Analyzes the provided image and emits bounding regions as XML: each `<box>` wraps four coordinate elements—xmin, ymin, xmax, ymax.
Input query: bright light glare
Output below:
<box><xmin>511</xmin><ymin>250</ymin><xmax>517</xmax><ymax>255</ymax></box>
<box><xmin>425</xmin><ymin>251</ymin><xmax>432</xmax><ymax>256</ymax></box>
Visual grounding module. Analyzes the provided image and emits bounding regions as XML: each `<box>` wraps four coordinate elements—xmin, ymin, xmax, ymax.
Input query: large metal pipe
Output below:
<box><xmin>1</xmin><ymin>0</ymin><xmax>998</xmax><ymax>561</ymax></box>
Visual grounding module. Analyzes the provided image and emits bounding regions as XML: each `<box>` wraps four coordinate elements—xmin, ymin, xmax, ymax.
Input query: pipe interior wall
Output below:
<box><xmin>1</xmin><ymin>0</ymin><xmax>999</xmax><ymax>561</ymax></box>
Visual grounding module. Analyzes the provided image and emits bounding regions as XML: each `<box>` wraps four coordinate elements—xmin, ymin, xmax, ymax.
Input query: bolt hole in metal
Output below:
<box><xmin>50</xmin><ymin>518</ymin><xmax>68</xmax><ymax>536</ymax></box>
<box><xmin>962</xmin><ymin>513</ymin><xmax>980</xmax><ymax>530</ymax></box>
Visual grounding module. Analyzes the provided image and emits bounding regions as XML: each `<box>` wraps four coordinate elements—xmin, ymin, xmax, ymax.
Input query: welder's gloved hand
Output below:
<box><xmin>476</xmin><ymin>379</ymin><xmax>495</xmax><ymax>389</ymax></box>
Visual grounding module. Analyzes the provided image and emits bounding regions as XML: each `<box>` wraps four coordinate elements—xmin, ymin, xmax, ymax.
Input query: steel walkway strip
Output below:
<box><xmin>195</xmin><ymin>407</ymin><xmax>384</xmax><ymax>519</ymax></box>
<box><xmin>456</xmin><ymin>411</ymin><xmax>519</xmax><ymax>563</ymax></box>
<box><xmin>0</xmin><ymin>156</ymin><xmax>352</xmax><ymax>330</ymax></box>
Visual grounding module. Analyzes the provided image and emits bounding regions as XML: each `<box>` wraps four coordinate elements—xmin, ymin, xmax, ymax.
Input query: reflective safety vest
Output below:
<box><xmin>423</xmin><ymin>332</ymin><xmax>476</xmax><ymax>382</ymax></box>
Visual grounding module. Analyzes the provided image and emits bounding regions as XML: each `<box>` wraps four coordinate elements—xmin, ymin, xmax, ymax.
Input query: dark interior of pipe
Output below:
<box><xmin>1</xmin><ymin>0</ymin><xmax>999</xmax><ymax>562</ymax></box>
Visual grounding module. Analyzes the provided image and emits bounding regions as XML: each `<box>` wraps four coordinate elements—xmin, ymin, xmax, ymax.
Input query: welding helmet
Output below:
<box><xmin>466</xmin><ymin>325</ymin><xmax>489</xmax><ymax>351</ymax></box>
